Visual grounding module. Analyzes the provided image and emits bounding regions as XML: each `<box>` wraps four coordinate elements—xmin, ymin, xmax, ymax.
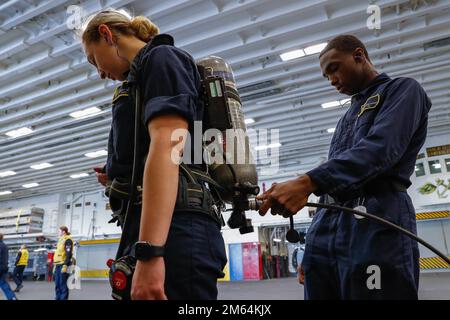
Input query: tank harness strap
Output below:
<box><xmin>177</xmin><ymin>163</ymin><xmax>225</xmax><ymax>226</ymax></box>
<box><xmin>105</xmin><ymin>164</ymin><xmax>225</xmax><ymax>227</ymax></box>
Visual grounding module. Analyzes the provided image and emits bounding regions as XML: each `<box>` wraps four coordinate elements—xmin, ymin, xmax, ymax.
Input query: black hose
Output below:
<box><xmin>305</xmin><ymin>202</ymin><xmax>450</xmax><ymax>265</ymax></box>
<box><xmin>116</xmin><ymin>86</ymin><xmax>141</xmax><ymax>260</ymax></box>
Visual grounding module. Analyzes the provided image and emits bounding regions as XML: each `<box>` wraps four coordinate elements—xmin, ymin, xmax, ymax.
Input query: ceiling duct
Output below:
<box><xmin>241</xmin><ymin>88</ymin><xmax>283</xmax><ymax>102</ymax></box>
<box><xmin>424</xmin><ymin>36</ymin><xmax>450</xmax><ymax>50</ymax></box>
<box><xmin>238</xmin><ymin>80</ymin><xmax>274</xmax><ymax>94</ymax></box>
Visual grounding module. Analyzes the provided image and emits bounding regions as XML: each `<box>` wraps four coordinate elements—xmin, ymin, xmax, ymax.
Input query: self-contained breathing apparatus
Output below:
<box><xmin>106</xmin><ymin>36</ymin><xmax>261</xmax><ymax>300</ymax></box>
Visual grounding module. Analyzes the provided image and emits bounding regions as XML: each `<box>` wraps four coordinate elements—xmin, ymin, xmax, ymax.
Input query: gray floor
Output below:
<box><xmin>1</xmin><ymin>272</ymin><xmax>449</xmax><ymax>300</ymax></box>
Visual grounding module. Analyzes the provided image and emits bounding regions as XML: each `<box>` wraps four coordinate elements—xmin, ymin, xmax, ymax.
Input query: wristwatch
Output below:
<box><xmin>134</xmin><ymin>241</ymin><xmax>165</xmax><ymax>261</ymax></box>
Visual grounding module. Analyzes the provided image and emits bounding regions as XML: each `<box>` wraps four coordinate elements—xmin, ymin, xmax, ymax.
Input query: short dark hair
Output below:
<box><xmin>320</xmin><ymin>34</ymin><xmax>371</xmax><ymax>62</ymax></box>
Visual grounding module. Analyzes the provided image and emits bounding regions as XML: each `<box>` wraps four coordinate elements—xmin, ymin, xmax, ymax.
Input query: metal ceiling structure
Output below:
<box><xmin>0</xmin><ymin>0</ymin><xmax>449</xmax><ymax>201</ymax></box>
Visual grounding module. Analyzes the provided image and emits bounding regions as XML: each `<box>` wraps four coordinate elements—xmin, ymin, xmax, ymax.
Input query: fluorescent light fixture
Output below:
<box><xmin>84</xmin><ymin>149</ymin><xmax>108</xmax><ymax>158</ymax></box>
<box><xmin>30</xmin><ymin>162</ymin><xmax>53</xmax><ymax>170</ymax></box>
<box><xmin>70</xmin><ymin>173</ymin><xmax>89</xmax><ymax>179</ymax></box>
<box><xmin>321</xmin><ymin>100</ymin><xmax>340</xmax><ymax>109</ymax></box>
<box><xmin>5</xmin><ymin>127</ymin><xmax>33</xmax><ymax>138</ymax></box>
<box><xmin>254</xmin><ymin>142</ymin><xmax>282</xmax><ymax>151</ymax></box>
<box><xmin>327</xmin><ymin>128</ymin><xmax>336</xmax><ymax>133</ymax></box>
<box><xmin>0</xmin><ymin>170</ymin><xmax>16</xmax><ymax>178</ymax></box>
<box><xmin>22</xmin><ymin>183</ymin><xmax>39</xmax><ymax>189</ymax></box>
<box><xmin>432</xmin><ymin>163</ymin><xmax>441</xmax><ymax>169</ymax></box>
<box><xmin>415</xmin><ymin>167</ymin><xmax>420</xmax><ymax>171</ymax></box>
<box><xmin>304</xmin><ymin>42</ymin><xmax>328</xmax><ymax>55</ymax></box>
<box><xmin>0</xmin><ymin>191</ymin><xmax>12</xmax><ymax>196</ymax></box>
<box><xmin>273</xmin><ymin>238</ymin><xmax>282</xmax><ymax>243</ymax></box>
<box><xmin>322</xmin><ymin>98</ymin><xmax>351</xmax><ymax>109</ymax></box>
<box><xmin>245</xmin><ymin>118</ymin><xmax>255</xmax><ymax>125</ymax></box>
<box><xmin>69</xmin><ymin>107</ymin><xmax>101</xmax><ymax>119</ymax></box>
<box><xmin>280</xmin><ymin>49</ymin><xmax>305</xmax><ymax>61</ymax></box>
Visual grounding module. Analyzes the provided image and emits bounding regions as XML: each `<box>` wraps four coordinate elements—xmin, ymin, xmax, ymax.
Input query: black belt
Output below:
<box><xmin>363</xmin><ymin>179</ymin><xmax>408</xmax><ymax>194</ymax></box>
<box><xmin>322</xmin><ymin>180</ymin><xmax>408</xmax><ymax>205</ymax></box>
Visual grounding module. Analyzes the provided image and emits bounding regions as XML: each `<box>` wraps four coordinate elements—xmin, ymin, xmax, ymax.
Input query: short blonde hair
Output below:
<box><xmin>82</xmin><ymin>9</ymin><xmax>159</xmax><ymax>44</ymax></box>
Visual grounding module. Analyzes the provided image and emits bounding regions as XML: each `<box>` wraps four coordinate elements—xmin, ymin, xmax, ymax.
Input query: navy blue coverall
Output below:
<box><xmin>106</xmin><ymin>34</ymin><xmax>227</xmax><ymax>300</ymax></box>
<box><xmin>304</xmin><ymin>73</ymin><xmax>431</xmax><ymax>299</ymax></box>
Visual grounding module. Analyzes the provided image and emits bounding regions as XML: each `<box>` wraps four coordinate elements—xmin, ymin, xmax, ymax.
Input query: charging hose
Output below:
<box><xmin>303</xmin><ymin>202</ymin><xmax>450</xmax><ymax>265</ymax></box>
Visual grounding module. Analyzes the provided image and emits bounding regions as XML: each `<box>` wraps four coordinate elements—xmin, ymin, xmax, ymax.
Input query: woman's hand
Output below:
<box><xmin>297</xmin><ymin>264</ymin><xmax>305</xmax><ymax>285</ymax></box>
<box><xmin>131</xmin><ymin>257</ymin><xmax>167</xmax><ymax>300</ymax></box>
<box><xmin>94</xmin><ymin>165</ymin><xmax>109</xmax><ymax>186</ymax></box>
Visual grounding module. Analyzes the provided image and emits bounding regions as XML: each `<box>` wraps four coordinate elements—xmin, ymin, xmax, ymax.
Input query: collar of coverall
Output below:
<box><xmin>127</xmin><ymin>34</ymin><xmax>174</xmax><ymax>84</ymax></box>
<box><xmin>351</xmin><ymin>72</ymin><xmax>390</xmax><ymax>102</ymax></box>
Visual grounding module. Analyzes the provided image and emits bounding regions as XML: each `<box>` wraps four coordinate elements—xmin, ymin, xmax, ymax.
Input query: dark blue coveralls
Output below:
<box><xmin>106</xmin><ymin>34</ymin><xmax>227</xmax><ymax>300</ymax></box>
<box><xmin>304</xmin><ymin>73</ymin><xmax>432</xmax><ymax>299</ymax></box>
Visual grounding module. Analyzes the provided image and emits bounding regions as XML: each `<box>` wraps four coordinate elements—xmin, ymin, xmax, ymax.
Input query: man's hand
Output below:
<box><xmin>94</xmin><ymin>166</ymin><xmax>109</xmax><ymax>186</ymax></box>
<box><xmin>256</xmin><ymin>174</ymin><xmax>317</xmax><ymax>216</ymax></box>
<box><xmin>131</xmin><ymin>257</ymin><xmax>167</xmax><ymax>300</ymax></box>
<box><xmin>61</xmin><ymin>265</ymin><xmax>68</xmax><ymax>273</ymax></box>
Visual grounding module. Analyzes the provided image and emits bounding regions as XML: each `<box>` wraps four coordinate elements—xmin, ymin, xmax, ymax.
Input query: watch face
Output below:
<box><xmin>135</xmin><ymin>243</ymin><xmax>147</xmax><ymax>258</ymax></box>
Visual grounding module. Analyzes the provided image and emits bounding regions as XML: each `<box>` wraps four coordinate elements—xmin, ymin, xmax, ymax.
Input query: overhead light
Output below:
<box><xmin>22</xmin><ymin>183</ymin><xmax>39</xmax><ymax>189</ymax></box>
<box><xmin>280</xmin><ymin>49</ymin><xmax>305</xmax><ymax>61</ymax></box>
<box><xmin>84</xmin><ymin>150</ymin><xmax>108</xmax><ymax>158</ymax></box>
<box><xmin>321</xmin><ymin>100</ymin><xmax>340</xmax><ymax>109</ymax></box>
<box><xmin>69</xmin><ymin>107</ymin><xmax>101</xmax><ymax>119</ymax></box>
<box><xmin>245</xmin><ymin>118</ymin><xmax>255</xmax><ymax>125</ymax></box>
<box><xmin>254</xmin><ymin>142</ymin><xmax>282</xmax><ymax>151</ymax></box>
<box><xmin>304</xmin><ymin>42</ymin><xmax>328</xmax><ymax>55</ymax></box>
<box><xmin>415</xmin><ymin>167</ymin><xmax>420</xmax><ymax>171</ymax></box>
<box><xmin>0</xmin><ymin>170</ymin><xmax>16</xmax><ymax>178</ymax></box>
<box><xmin>5</xmin><ymin>127</ymin><xmax>33</xmax><ymax>138</ymax></box>
<box><xmin>273</xmin><ymin>238</ymin><xmax>282</xmax><ymax>243</ymax></box>
<box><xmin>0</xmin><ymin>191</ymin><xmax>12</xmax><ymax>195</ymax></box>
<box><xmin>432</xmin><ymin>163</ymin><xmax>441</xmax><ymax>169</ymax></box>
<box><xmin>321</xmin><ymin>98</ymin><xmax>351</xmax><ymax>109</ymax></box>
<box><xmin>70</xmin><ymin>173</ymin><xmax>89</xmax><ymax>179</ymax></box>
<box><xmin>327</xmin><ymin>128</ymin><xmax>336</xmax><ymax>133</ymax></box>
<box><xmin>30</xmin><ymin>162</ymin><xmax>53</xmax><ymax>170</ymax></box>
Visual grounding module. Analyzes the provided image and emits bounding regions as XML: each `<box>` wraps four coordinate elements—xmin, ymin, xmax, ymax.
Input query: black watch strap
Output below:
<box><xmin>134</xmin><ymin>242</ymin><xmax>165</xmax><ymax>261</ymax></box>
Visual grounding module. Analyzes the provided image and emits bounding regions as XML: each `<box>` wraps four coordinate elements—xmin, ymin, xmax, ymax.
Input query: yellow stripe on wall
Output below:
<box><xmin>416</xmin><ymin>211</ymin><xmax>450</xmax><ymax>221</ymax></box>
<box><xmin>419</xmin><ymin>256</ymin><xmax>450</xmax><ymax>269</ymax></box>
<box><xmin>78</xmin><ymin>238</ymin><xmax>120</xmax><ymax>245</ymax></box>
<box><xmin>218</xmin><ymin>261</ymin><xmax>230</xmax><ymax>282</ymax></box>
<box><xmin>80</xmin><ymin>269</ymin><xmax>110</xmax><ymax>278</ymax></box>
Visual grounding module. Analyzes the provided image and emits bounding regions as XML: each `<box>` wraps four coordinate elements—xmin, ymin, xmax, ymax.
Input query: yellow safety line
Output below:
<box><xmin>78</xmin><ymin>238</ymin><xmax>120</xmax><ymax>245</ymax></box>
<box><xmin>419</xmin><ymin>256</ymin><xmax>450</xmax><ymax>269</ymax></box>
<box><xmin>416</xmin><ymin>211</ymin><xmax>450</xmax><ymax>221</ymax></box>
<box><xmin>80</xmin><ymin>269</ymin><xmax>109</xmax><ymax>278</ymax></box>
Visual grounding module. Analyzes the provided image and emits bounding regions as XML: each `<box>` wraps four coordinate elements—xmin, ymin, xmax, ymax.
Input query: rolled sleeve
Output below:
<box><xmin>144</xmin><ymin>94</ymin><xmax>195</xmax><ymax>125</ymax></box>
<box><xmin>140</xmin><ymin>45</ymin><xmax>199</xmax><ymax>126</ymax></box>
